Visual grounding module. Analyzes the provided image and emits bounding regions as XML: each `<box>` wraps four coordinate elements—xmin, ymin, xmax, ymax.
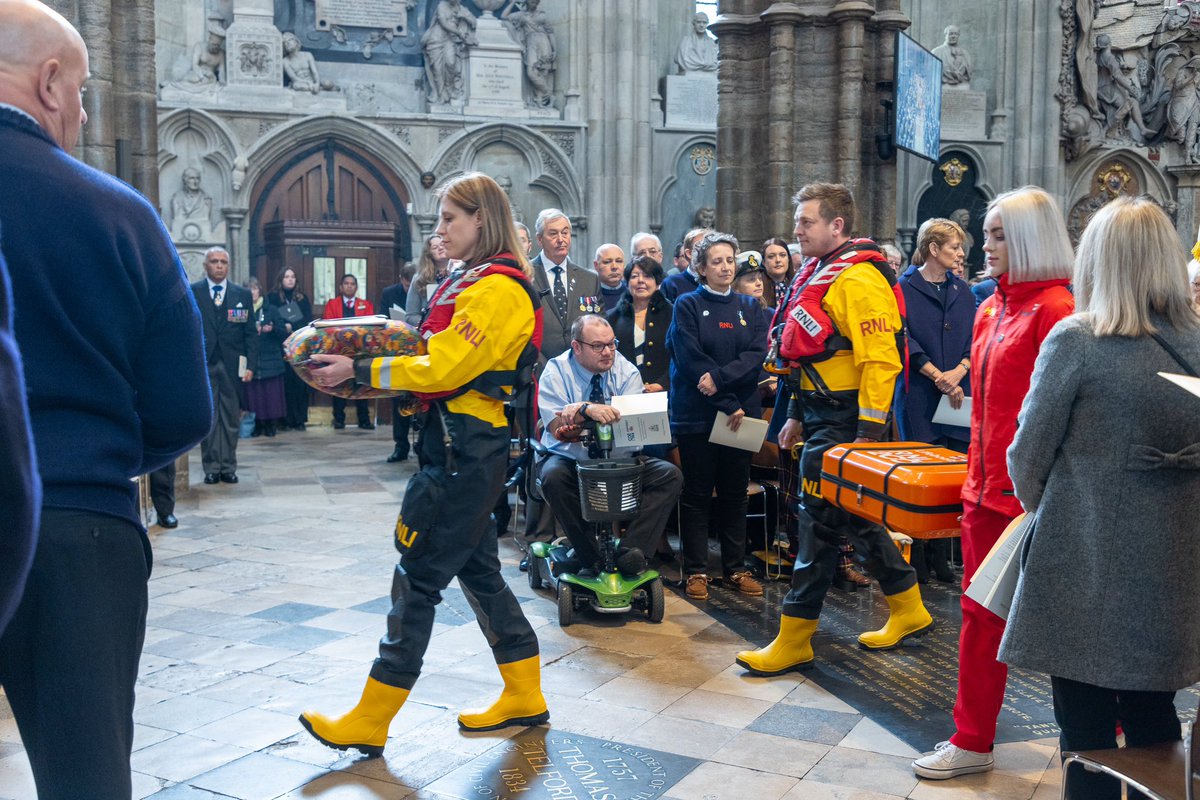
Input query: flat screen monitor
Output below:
<box><xmin>893</xmin><ymin>30</ymin><xmax>943</xmax><ymax>162</ymax></box>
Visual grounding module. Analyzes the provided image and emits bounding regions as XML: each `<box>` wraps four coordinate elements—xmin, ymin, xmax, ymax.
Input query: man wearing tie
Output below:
<box><xmin>192</xmin><ymin>247</ymin><xmax>258</xmax><ymax>484</ymax></box>
<box><xmin>523</xmin><ymin>209</ymin><xmax>601</xmax><ymax>563</ymax></box>
<box><xmin>322</xmin><ymin>273</ymin><xmax>375</xmax><ymax>430</ymax></box>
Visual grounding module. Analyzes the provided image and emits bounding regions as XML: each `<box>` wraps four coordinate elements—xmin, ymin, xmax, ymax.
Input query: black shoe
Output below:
<box><xmin>519</xmin><ymin>557</ymin><xmax>529</xmax><ymax>572</ymax></box>
<box><xmin>204</xmin><ymin>473</ymin><xmax>219</xmax><ymax>484</ymax></box>
<box><xmin>358</xmin><ymin>421</ymin><xmax>376</xmax><ymax>430</ymax></box>
<box><xmin>264</xmin><ymin>424</ymin><xmax>276</xmax><ymax>437</ymax></box>
<box><xmin>387</xmin><ymin>445</ymin><xmax>409</xmax><ymax>463</ymax></box>
<box><xmin>332</xmin><ymin>420</ymin><xmax>345</xmax><ymax>430</ymax></box>
<box><xmin>295</xmin><ymin>423</ymin><xmax>306</xmax><ymax>431</ymax></box>
<box><xmin>220</xmin><ymin>472</ymin><xmax>238</xmax><ymax>484</ymax></box>
<box><xmin>157</xmin><ymin>513</ymin><xmax>178</xmax><ymax>529</ymax></box>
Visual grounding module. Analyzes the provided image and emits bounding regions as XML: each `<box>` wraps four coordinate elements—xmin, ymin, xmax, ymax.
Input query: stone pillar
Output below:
<box><xmin>865</xmin><ymin>0</ymin><xmax>908</xmax><ymax>241</ymax></box>
<box><xmin>224</xmin><ymin>0</ymin><xmax>282</xmax><ymax>91</ymax></box>
<box><xmin>223</xmin><ymin>208</ymin><xmax>248</xmax><ymax>279</ymax></box>
<box><xmin>710</xmin><ymin>11</ymin><xmax>762</xmax><ymax>243</ymax></box>
<box><xmin>762</xmin><ymin>4</ymin><xmax>804</xmax><ymax>239</ymax></box>
<box><xmin>1168</xmin><ymin>166</ymin><xmax>1200</xmax><ymax>251</ymax></box>
<box><xmin>832</xmin><ymin>1</ymin><xmax>873</xmax><ymax>194</ymax></box>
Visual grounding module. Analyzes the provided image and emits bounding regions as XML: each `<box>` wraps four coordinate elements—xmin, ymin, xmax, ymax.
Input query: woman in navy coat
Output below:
<box><xmin>894</xmin><ymin>218</ymin><xmax>974</xmax><ymax>583</ymax></box>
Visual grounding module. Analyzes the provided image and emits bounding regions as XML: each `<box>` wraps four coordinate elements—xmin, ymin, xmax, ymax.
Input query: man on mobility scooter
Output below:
<box><xmin>532</xmin><ymin>315</ymin><xmax>683</xmax><ymax>624</ymax></box>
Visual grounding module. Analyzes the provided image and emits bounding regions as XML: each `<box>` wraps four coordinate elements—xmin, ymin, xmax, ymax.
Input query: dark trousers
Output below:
<box><xmin>782</xmin><ymin>394</ymin><xmax>917</xmax><ymax>619</ymax></box>
<box><xmin>149</xmin><ymin>463</ymin><xmax>175</xmax><ymax>518</ymax></box>
<box><xmin>1053</xmin><ymin>675</ymin><xmax>1181</xmax><ymax>800</ymax></box>
<box><xmin>370</xmin><ymin>408</ymin><xmax>539</xmax><ymax>689</ymax></box>
<box><xmin>677</xmin><ymin>432</ymin><xmax>753</xmax><ymax>577</ymax></box>
<box><xmin>332</xmin><ymin>396</ymin><xmax>370</xmax><ymax>426</ymax></box>
<box><xmin>0</xmin><ymin>509</ymin><xmax>151</xmax><ymax>800</ymax></box>
<box><xmin>201</xmin><ymin>361</ymin><xmax>240</xmax><ymax>474</ymax></box>
<box><xmin>391</xmin><ymin>398</ymin><xmax>412</xmax><ymax>454</ymax></box>
<box><xmin>283</xmin><ymin>365</ymin><xmax>310</xmax><ymax>427</ymax></box>
<box><xmin>539</xmin><ymin>453</ymin><xmax>683</xmax><ymax>570</ymax></box>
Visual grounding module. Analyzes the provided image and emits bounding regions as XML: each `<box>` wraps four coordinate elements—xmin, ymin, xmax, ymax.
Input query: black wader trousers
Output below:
<box><xmin>370</xmin><ymin>405</ymin><xmax>539</xmax><ymax>689</ymax></box>
<box><xmin>781</xmin><ymin>391</ymin><xmax>917</xmax><ymax>619</ymax></box>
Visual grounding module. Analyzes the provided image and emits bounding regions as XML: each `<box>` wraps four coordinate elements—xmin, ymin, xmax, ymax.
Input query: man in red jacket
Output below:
<box><xmin>322</xmin><ymin>274</ymin><xmax>376</xmax><ymax>429</ymax></box>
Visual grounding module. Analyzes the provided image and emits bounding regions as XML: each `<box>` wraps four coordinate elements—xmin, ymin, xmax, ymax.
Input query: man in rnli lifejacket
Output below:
<box><xmin>737</xmin><ymin>182</ymin><xmax>933</xmax><ymax>676</ymax></box>
<box><xmin>297</xmin><ymin>173</ymin><xmax>548</xmax><ymax>756</ymax></box>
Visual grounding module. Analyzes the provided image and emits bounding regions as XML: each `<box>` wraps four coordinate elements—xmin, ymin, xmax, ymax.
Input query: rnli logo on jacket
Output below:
<box><xmin>859</xmin><ymin>317</ymin><xmax>894</xmax><ymax>336</ymax></box>
<box><xmin>719</xmin><ymin>321</ymin><xmax>734</xmax><ymax>329</ymax></box>
<box><xmin>395</xmin><ymin>516</ymin><xmax>419</xmax><ymax>549</ymax></box>
<box><xmin>789</xmin><ymin>304</ymin><xmax>822</xmax><ymax>337</ymax></box>
<box><xmin>454</xmin><ymin>316</ymin><xmax>487</xmax><ymax>348</ymax></box>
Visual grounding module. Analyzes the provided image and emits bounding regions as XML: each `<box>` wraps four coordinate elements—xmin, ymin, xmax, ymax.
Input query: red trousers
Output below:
<box><xmin>950</xmin><ymin>500</ymin><xmax>1016</xmax><ymax>753</ymax></box>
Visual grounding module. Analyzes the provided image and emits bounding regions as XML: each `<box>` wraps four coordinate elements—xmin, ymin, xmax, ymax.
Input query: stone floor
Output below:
<box><xmin>0</xmin><ymin>427</ymin><xmax>1066</xmax><ymax>800</ymax></box>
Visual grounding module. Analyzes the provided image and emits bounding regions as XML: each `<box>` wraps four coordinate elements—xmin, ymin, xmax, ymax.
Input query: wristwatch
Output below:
<box><xmin>579</xmin><ymin>402</ymin><xmax>590</xmax><ymax>421</ymax></box>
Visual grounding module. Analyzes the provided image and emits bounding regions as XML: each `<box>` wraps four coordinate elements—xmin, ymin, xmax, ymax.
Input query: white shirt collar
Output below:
<box><xmin>205</xmin><ymin>278</ymin><xmax>227</xmax><ymax>292</ymax></box>
<box><xmin>701</xmin><ymin>283</ymin><xmax>731</xmax><ymax>296</ymax></box>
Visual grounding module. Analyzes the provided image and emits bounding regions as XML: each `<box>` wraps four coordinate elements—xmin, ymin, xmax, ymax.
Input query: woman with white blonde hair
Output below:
<box><xmin>915</xmin><ymin>186</ymin><xmax>1076</xmax><ymax>780</ymax></box>
<box><xmin>999</xmin><ymin>196</ymin><xmax>1200</xmax><ymax>799</ymax></box>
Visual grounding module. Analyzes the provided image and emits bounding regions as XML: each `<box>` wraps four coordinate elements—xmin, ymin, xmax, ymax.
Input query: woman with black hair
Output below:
<box><xmin>606</xmin><ymin>254</ymin><xmax>672</xmax><ymax>393</ymax></box>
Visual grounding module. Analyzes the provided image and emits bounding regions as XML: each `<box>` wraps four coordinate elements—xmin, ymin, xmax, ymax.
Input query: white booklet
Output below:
<box><xmin>965</xmin><ymin>512</ymin><xmax>1035</xmax><ymax>620</ymax></box>
<box><xmin>932</xmin><ymin>394</ymin><xmax>972</xmax><ymax>427</ymax></box>
<box><xmin>708</xmin><ymin>412</ymin><xmax>769</xmax><ymax>452</ymax></box>
<box><xmin>1159</xmin><ymin>371</ymin><xmax>1200</xmax><ymax>399</ymax></box>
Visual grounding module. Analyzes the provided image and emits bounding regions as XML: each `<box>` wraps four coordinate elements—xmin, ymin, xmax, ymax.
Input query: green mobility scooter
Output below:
<box><xmin>526</xmin><ymin>421</ymin><xmax>665</xmax><ymax>626</ymax></box>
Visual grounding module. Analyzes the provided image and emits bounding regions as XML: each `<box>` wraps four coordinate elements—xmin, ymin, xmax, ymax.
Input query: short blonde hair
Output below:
<box><xmin>437</xmin><ymin>173</ymin><xmax>533</xmax><ymax>278</ymax></box>
<box><xmin>911</xmin><ymin>218</ymin><xmax>966</xmax><ymax>267</ymax></box>
<box><xmin>1074</xmin><ymin>196</ymin><xmax>1200</xmax><ymax>336</ymax></box>
<box><xmin>987</xmin><ymin>186</ymin><xmax>1074</xmax><ymax>283</ymax></box>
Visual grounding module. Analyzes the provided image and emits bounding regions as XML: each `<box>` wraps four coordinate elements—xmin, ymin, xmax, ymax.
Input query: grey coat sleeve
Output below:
<box><xmin>405</xmin><ymin>280</ymin><xmax>426</xmax><ymax>327</ymax></box>
<box><xmin>1007</xmin><ymin>319</ymin><xmax>1088</xmax><ymax>512</ymax></box>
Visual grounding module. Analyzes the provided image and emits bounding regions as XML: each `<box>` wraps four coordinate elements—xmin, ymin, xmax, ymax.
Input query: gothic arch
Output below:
<box><xmin>428</xmin><ymin>122</ymin><xmax>583</xmax><ymax>218</ymax></box>
<box><xmin>240</xmin><ymin>115</ymin><xmax>426</xmax><ymax>211</ymax></box>
<box><xmin>651</xmin><ymin>134</ymin><xmax>718</xmax><ymax>234</ymax></box>
<box><xmin>906</xmin><ymin>143</ymin><xmax>996</xmax><ymax>230</ymax></box>
<box><xmin>1066</xmin><ymin>148</ymin><xmax>1173</xmax><ymax>212</ymax></box>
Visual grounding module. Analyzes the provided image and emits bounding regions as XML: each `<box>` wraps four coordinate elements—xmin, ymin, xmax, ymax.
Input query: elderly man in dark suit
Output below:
<box><xmin>192</xmin><ymin>247</ymin><xmax>259</xmax><ymax>484</ymax></box>
<box><xmin>528</xmin><ymin>208</ymin><xmax>601</xmax><ymax>361</ymax></box>
<box><xmin>520</xmin><ymin>209</ymin><xmax>601</xmax><ymax>565</ymax></box>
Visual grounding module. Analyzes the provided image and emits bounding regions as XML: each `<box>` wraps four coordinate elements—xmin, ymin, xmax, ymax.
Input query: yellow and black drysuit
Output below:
<box><xmin>778</xmin><ymin>240</ymin><xmax>919</xmax><ymax>620</ymax></box>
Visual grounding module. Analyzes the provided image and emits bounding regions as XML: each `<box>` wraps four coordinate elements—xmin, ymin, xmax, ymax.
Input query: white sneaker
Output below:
<box><xmin>912</xmin><ymin>740</ymin><xmax>994</xmax><ymax>779</ymax></box>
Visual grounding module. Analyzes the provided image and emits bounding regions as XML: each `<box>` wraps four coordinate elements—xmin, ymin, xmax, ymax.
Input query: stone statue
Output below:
<box><xmin>1074</xmin><ymin>0</ymin><xmax>1101</xmax><ymax>121</ymax></box>
<box><xmin>281</xmin><ymin>32</ymin><xmax>322</xmax><ymax>94</ymax></box>
<box><xmin>231</xmin><ymin>155</ymin><xmax>248</xmax><ymax>193</ymax></box>
<box><xmin>950</xmin><ymin>209</ymin><xmax>975</xmax><ymax>261</ymax></box>
<box><xmin>1096</xmin><ymin>33</ymin><xmax>1153</xmax><ymax>142</ymax></box>
<box><xmin>495</xmin><ymin>174</ymin><xmax>523</xmax><ymax>221</ymax></box>
<box><xmin>675</xmin><ymin>11</ymin><xmax>717</xmax><ymax>75</ymax></box>
<box><xmin>1166</xmin><ymin>55</ymin><xmax>1200</xmax><ymax>162</ymax></box>
<box><xmin>502</xmin><ymin>0</ymin><xmax>557</xmax><ymax>108</ymax></box>
<box><xmin>931</xmin><ymin>25</ymin><xmax>972</xmax><ymax>88</ymax></box>
<box><xmin>165</xmin><ymin>19</ymin><xmax>225</xmax><ymax>91</ymax></box>
<box><xmin>170</xmin><ymin>167</ymin><xmax>214</xmax><ymax>242</ymax></box>
<box><xmin>694</xmin><ymin>206</ymin><xmax>716</xmax><ymax>228</ymax></box>
<box><xmin>422</xmin><ymin>0</ymin><xmax>477</xmax><ymax>105</ymax></box>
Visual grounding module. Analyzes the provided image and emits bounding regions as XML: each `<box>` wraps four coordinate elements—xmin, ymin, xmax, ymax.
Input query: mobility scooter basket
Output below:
<box><xmin>575</xmin><ymin>459</ymin><xmax>644</xmax><ymax>523</ymax></box>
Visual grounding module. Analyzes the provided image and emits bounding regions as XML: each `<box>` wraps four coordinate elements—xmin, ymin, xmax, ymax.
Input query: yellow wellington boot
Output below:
<box><xmin>735</xmin><ymin>616</ymin><xmax>819</xmax><ymax>676</ymax></box>
<box><xmin>857</xmin><ymin>584</ymin><xmax>935</xmax><ymax>650</ymax></box>
<box><xmin>458</xmin><ymin>655</ymin><xmax>550</xmax><ymax>731</ymax></box>
<box><xmin>298</xmin><ymin>677</ymin><xmax>410</xmax><ymax>758</ymax></box>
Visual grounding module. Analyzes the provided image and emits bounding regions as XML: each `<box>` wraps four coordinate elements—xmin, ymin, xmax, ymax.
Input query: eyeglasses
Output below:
<box><xmin>637</xmin><ymin>248</ymin><xmax>663</xmax><ymax>258</ymax></box>
<box><xmin>575</xmin><ymin>339</ymin><xmax>619</xmax><ymax>353</ymax></box>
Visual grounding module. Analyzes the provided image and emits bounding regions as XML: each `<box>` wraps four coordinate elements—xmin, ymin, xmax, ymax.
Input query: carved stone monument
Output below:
<box><xmin>932</xmin><ymin>24</ymin><xmax>987</xmax><ymax>140</ymax></box>
<box><xmin>422</xmin><ymin>0</ymin><xmax>476</xmax><ymax>108</ymax></box>
<box><xmin>224</xmin><ymin>0</ymin><xmax>283</xmax><ymax>90</ymax></box>
<box><xmin>464</xmin><ymin>3</ymin><xmax>526</xmax><ymax>116</ymax></box>
<box><xmin>502</xmin><ymin>0</ymin><xmax>558</xmax><ymax>112</ymax></box>
<box><xmin>282</xmin><ymin>32</ymin><xmax>325</xmax><ymax>93</ymax></box>
<box><xmin>665</xmin><ymin>11</ymin><xmax>717</xmax><ymax>129</ymax></box>
<box><xmin>675</xmin><ymin>12</ymin><xmax>717</xmax><ymax>75</ymax></box>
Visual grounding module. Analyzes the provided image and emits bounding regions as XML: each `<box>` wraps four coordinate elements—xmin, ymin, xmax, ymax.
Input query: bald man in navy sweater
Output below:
<box><xmin>0</xmin><ymin>2</ymin><xmax>211</xmax><ymax>796</ymax></box>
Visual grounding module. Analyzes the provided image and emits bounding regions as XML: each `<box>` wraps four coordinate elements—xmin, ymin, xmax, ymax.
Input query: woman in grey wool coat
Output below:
<box><xmin>1000</xmin><ymin>196</ymin><xmax>1200</xmax><ymax>800</ymax></box>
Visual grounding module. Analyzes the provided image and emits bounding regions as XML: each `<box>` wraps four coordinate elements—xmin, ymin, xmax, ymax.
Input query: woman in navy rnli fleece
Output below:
<box><xmin>667</xmin><ymin>231</ymin><xmax>771</xmax><ymax>602</ymax></box>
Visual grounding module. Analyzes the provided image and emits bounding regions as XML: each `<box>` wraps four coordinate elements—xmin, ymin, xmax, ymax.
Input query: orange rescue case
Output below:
<box><xmin>820</xmin><ymin>443</ymin><xmax>967</xmax><ymax>538</ymax></box>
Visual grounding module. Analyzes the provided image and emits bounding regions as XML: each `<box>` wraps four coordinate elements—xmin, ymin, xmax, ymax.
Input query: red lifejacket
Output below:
<box><xmin>412</xmin><ymin>255</ymin><xmax>543</xmax><ymax>403</ymax></box>
<box><xmin>768</xmin><ymin>238</ymin><xmax>909</xmax><ymax>382</ymax></box>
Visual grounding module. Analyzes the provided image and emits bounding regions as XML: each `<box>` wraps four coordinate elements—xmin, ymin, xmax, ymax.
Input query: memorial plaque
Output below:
<box><xmin>665</xmin><ymin>74</ymin><xmax>717</xmax><ymax>130</ymax></box>
<box><xmin>315</xmin><ymin>0</ymin><xmax>409</xmax><ymax>34</ymax></box>
<box><xmin>425</xmin><ymin>729</ymin><xmax>700</xmax><ymax>800</ymax></box>
<box><xmin>941</xmin><ymin>89</ymin><xmax>988</xmax><ymax>140</ymax></box>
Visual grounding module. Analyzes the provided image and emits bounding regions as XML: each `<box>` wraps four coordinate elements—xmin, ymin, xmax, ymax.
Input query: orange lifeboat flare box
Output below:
<box><xmin>820</xmin><ymin>443</ymin><xmax>966</xmax><ymax>538</ymax></box>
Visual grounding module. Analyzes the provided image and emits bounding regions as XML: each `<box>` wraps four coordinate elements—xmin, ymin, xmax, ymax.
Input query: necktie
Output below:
<box><xmin>345</xmin><ymin>300</ymin><xmax>355</xmax><ymax>317</ymax></box>
<box><xmin>551</xmin><ymin>266</ymin><xmax>568</xmax><ymax>320</ymax></box>
<box><xmin>587</xmin><ymin>373</ymin><xmax>605</xmax><ymax>459</ymax></box>
<box><xmin>212</xmin><ymin>285</ymin><xmax>223</xmax><ymax>307</ymax></box>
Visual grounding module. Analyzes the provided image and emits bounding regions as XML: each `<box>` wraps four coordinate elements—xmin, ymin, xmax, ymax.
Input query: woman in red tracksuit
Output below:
<box><xmin>913</xmin><ymin>186</ymin><xmax>1075</xmax><ymax>780</ymax></box>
